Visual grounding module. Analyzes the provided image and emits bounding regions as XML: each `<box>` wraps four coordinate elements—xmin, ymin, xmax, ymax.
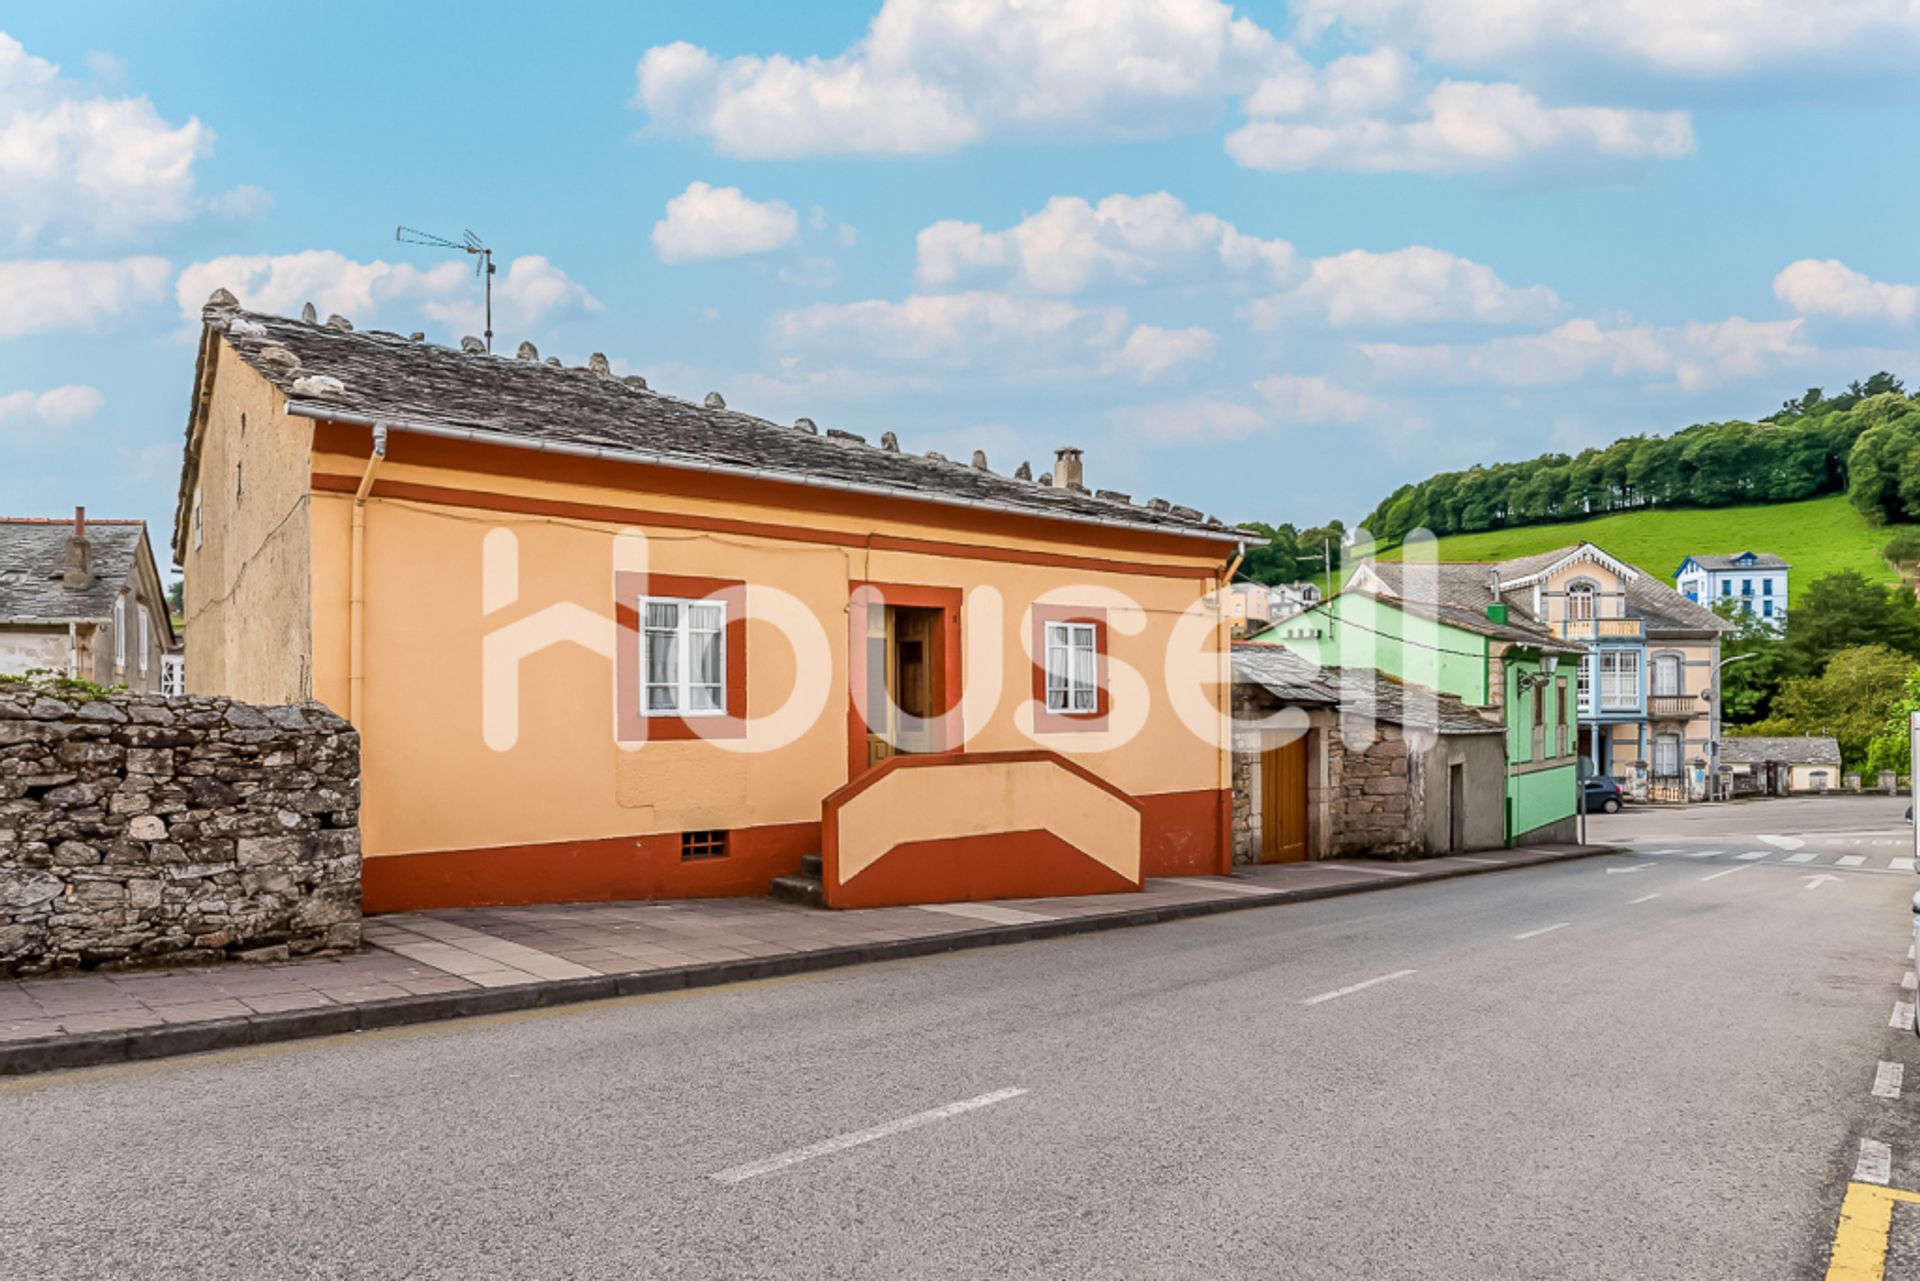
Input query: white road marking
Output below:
<box><xmin>1682</xmin><ymin>849</ymin><xmax>1719</xmax><ymax>859</ymax></box>
<box><xmin>1909</xmin><ymin>943</ymin><xmax>1914</xmax><ymax>961</ymax></box>
<box><xmin>1332</xmin><ymin>864</ymin><xmax>1418</xmax><ymax>878</ymax></box>
<box><xmin>1874</xmin><ymin>1062</ymin><xmax>1905</xmax><ymax>1100</ymax></box>
<box><xmin>1163</xmin><ymin>877</ymin><xmax>1277</xmax><ymax>897</ymax></box>
<box><xmin>1701</xmin><ymin>866</ymin><xmax>1751</xmax><ymax>882</ymax></box>
<box><xmin>1734</xmin><ymin>850</ymin><xmax>1770</xmax><ymax>861</ymax></box>
<box><xmin>1303</xmin><ymin>969</ymin><xmax>1418</xmax><ymax>1005</ymax></box>
<box><xmin>1606</xmin><ymin>864</ymin><xmax>1655</xmax><ymax>875</ymax></box>
<box><xmin>1856</xmin><ymin>1139</ymin><xmax>1894</xmax><ymax>1186</ymax></box>
<box><xmin>710</xmin><ymin>1088</ymin><xmax>1028</xmax><ymax>1184</ymax></box>
<box><xmin>1838</xmin><ymin>856</ymin><xmax>1866</xmax><ymax>868</ymax></box>
<box><xmin>1803</xmin><ymin>874</ymin><xmax>1840</xmax><ymax>891</ymax></box>
<box><xmin>1514</xmin><ymin>922</ymin><xmax>1572</xmax><ymax>940</ymax></box>
<box><xmin>1892</xmin><ymin>859</ymin><xmax>1915</xmax><ymax>872</ymax></box>
<box><xmin>1759</xmin><ymin>834</ymin><xmax>1805</xmax><ymax>851</ymax></box>
<box><xmin>1647</xmin><ymin>848</ymin><xmax>1683</xmax><ymax>856</ymax></box>
<box><xmin>1785</xmin><ymin>853</ymin><xmax>1818</xmax><ymax>864</ymax></box>
<box><xmin>1628</xmin><ymin>893</ymin><xmax>1661</xmax><ymax>905</ymax></box>
<box><xmin>1892</xmin><ymin>1002</ymin><xmax>1915</xmax><ymax>1032</ymax></box>
<box><xmin>916</xmin><ymin>903</ymin><xmax>1058</xmax><ymax>925</ymax></box>
<box><xmin>1904</xmin><ymin>972</ymin><xmax>1917</xmax><ymax>991</ymax></box>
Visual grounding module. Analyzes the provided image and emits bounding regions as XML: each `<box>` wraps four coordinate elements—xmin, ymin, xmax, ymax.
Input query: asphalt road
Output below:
<box><xmin>4</xmin><ymin>797</ymin><xmax>1918</xmax><ymax>1280</ymax></box>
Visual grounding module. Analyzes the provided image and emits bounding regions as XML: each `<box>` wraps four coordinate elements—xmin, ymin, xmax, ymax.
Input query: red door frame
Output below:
<box><xmin>846</xmin><ymin>582</ymin><xmax>964</xmax><ymax>783</ymax></box>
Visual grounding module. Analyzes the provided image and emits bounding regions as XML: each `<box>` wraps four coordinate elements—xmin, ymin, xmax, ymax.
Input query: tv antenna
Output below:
<box><xmin>395</xmin><ymin>225</ymin><xmax>495</xmax><ymax>351</ymax></box>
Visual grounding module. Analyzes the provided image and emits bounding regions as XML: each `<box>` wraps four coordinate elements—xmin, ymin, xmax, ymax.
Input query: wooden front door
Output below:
<box><xmin>865</xmin><ymin>604</ymin><xmax>947</xmax><ymax>768</ymax></box>
<box><xmin>1261</xmin><ymin>737</ymin><xmax>1308</xmax><ymax>863</ymax></box>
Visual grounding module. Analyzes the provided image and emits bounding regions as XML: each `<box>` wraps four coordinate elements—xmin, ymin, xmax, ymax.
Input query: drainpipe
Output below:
<box><xmin>348</xmin><ymin>424</ymin><xmax>389</xmax><ymax>726</ymax></box>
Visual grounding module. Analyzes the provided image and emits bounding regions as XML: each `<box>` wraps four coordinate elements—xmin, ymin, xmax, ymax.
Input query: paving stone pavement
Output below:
<box><xmin>0</xmin><ymin>846</ymin><xmax>1606</xmax><ymax>1048</ymax></box>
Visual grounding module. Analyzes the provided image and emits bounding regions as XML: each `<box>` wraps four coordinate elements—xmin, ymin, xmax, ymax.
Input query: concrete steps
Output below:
<box><xmin>769</xmin><ymin>853</ymin><xmax>825</xmax><ymax>907</ymax></box>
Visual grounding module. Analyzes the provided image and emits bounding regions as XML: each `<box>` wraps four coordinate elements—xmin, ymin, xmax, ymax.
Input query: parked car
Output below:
<box><xmin>1579</xmin><ymin>775</ymin><xmax>1625</xmax><ymax>814</ymax></box>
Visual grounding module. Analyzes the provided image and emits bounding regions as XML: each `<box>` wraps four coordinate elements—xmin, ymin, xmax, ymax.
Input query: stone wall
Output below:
<box><xmin>0</xmin><ymin>686</ymin><xmax>359</xmax><ymax>976</ymax></box>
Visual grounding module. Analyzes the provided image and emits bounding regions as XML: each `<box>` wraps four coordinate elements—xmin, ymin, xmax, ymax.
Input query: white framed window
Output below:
<box><xmin>192</xmin><ymin>487</ymin><xmax>204</xmax><ymax>550</ymax></box>
<box><xmin>1599</xmin><ymin>650</ymin><xmax>1639</xmax><ymax>710</ymax></box>
<box><xmin>138</xmin><ymin>610</ymin><xmax>150</xmax><ymax>674</ymax></box>
<box><xmin>1654</xmin><ymin>733</ymin><xmax>1681</xmax><ymax>777</ymax></box>
<box><xmin>1651</xmin><ymin>653</ymin><xmax>1681</xmax><ymax>697</ymax></box>
<box><xmin>160</xmin><ymin>654</ymin><xmax>184</xmax><ymax>697</ymax></box>
<box><xmin>1044</xmin><ymin>621</ymin><xmax>1099</xmax><ymax>715</ymax></box>
<box><xmin>640</xmin><ymin>597</ymin><xmax>725</xmax><ymax>716</ymax></box>
<box><xmin>1566</xmin><ymin>581</ymin><xmax>1595</xmax><ymax>620</ymax></box>
<box><xmin>1576</xmin><ymin>655</ymin><xmax>1593</xmax><ymax>715</ymax></box>
<box><xmin>113</xmin><ymin>597</ymin><xmax>126</xmax><ymax>668</ymax></box>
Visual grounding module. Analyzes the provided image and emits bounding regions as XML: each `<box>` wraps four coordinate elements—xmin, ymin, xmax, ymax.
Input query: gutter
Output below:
<box><xmin>284</xmin><ymin>402</ymin><xmax>1248</xmax><ymax>548</ymax></box>
<box><xmin>348</xmin><ymin>424</ymin><xmax>389</xmax><ymax>726</ymax></box>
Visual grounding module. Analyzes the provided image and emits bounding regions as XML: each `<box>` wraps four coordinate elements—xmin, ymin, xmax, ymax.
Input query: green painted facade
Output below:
<box><xmin>1257</xmin><ymin>594</ymin><xmax>1579</xmax><ymax>844</ymax></box>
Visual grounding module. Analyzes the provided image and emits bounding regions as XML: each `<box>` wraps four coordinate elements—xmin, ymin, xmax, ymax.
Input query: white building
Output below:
<box><xmin>1226</xmin><ymin>581</ymin><xmax>1321</xmax><ymax>634</ymax></box>
<box><xmin>1673</xmin><ymin>551</ymin><xmax>1789</xmax><ymax>627</ymax></box>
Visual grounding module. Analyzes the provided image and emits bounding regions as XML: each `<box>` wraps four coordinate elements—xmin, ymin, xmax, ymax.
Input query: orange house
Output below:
<box><xmin>171</xmin><ymin>293</ymin><xmax>1241</xmax><ymax>912</ymax></box>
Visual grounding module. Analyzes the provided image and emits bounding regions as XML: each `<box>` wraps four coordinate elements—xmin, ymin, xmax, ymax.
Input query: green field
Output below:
<box><xmin>1376</xmin><ymin>494</ymin><xmax>1910</xmax><ymax>605</ymax></box>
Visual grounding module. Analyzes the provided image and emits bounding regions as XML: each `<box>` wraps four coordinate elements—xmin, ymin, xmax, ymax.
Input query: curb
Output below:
<box><xmin>0</xmin><ymin>844</ymin><xmax>1625</xmax><ymax>1077</ymax></box>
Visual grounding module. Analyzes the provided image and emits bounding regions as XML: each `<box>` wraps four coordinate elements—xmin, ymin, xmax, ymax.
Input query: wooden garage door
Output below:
<box><xmin>1261</xmin><ymin>737</ymin><xmax>1308</xmax><ymax>863</ymax></box>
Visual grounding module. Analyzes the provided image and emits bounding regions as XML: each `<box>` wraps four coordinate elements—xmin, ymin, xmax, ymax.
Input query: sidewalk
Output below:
<box><xmin>0</xmin><ymin>843</ymin><xmax>1617</xmax><ymax>1075</ymax></box>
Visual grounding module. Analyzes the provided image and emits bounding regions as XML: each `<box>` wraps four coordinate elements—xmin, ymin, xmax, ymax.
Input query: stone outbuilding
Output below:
<box><xmin>1720</xmin><ymin>735</ymin><xmax>1844</xmax><ymax>794</ymax></box>
<box><xmin>1232</xmin><ymin>645</ymin><xmax>1508</xmax><ymax>862</ymax></box>
<box><xmin>0</xmin><ymin>509</ymin><xmax>179</xmax><ymax>693</ymax></box>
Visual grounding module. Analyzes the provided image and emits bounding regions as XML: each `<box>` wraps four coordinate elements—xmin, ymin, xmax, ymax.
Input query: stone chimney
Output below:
<box><xmin>61</xmin><ymin>506</ymin><xmax>93</xmax><ymax>589</ymax></box>
<box><xmin>1051</xmin><ymin>446</ymin><xmax>1085</xmax><ymax>491</ymax></box>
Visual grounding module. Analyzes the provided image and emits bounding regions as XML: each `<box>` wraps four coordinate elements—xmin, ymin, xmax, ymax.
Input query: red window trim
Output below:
<box><xmin>615</xmin><ymin>571</ymin><xmax>747</xmax><ymax>742</ymax></box>
<box><xmin>1030</xmin><ymin>603</ymin><xmax>1110</xmax><ymax>733</ymax></box>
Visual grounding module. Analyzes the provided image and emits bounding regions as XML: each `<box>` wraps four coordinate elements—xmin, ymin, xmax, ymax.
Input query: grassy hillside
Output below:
<box><xmin>1375</xmin><ymin>495</ymin><xmax>1908</xmax><ymax>605</ymax></box>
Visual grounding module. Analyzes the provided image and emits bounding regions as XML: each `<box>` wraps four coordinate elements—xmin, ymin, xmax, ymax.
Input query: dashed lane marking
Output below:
<box><xmin>1891</xmin><ymin>1003</ymin><xmax>1915</xmax><ymax>1033</ymax></box>
<box><xmin>1514</xmin><ymin>922</ymin><xmax>1571</xmax><ymax>940</ymax></box>
<box><xmin>1302</xmin><ymin>969</ymin><xmax>1418</xmax><ymax>1006</ymax></box>
<box><xmin>1874</xmin><ymin>1062</ymin><xmax>1905</xmax><ymax>1100</ymax></box>
<box><xmin>1628</xmin><ymin>893</ymin><xmax>1661</xmax><ymax>905</ymax></box>
<box><xmin>1856</xmin><ymin>1140</ymin><xmax>1894</xmax><ymax>1186</ymax></box>
<box><xmin>1701</xmin><ymin>866</ymin><xmax>1751</xmax><ymax>882</ymax></box>
<box><xmin>710</xmin><ymin>1087</ymin><xmax>1028</xmax><ymax>1184</ymax></box>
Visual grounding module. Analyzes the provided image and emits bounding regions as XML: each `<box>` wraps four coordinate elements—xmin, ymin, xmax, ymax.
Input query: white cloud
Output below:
<box><xmin>916</xmin><ymin>192</ymin><xmax>1296</xmax><ymax>294</ymax></box>
<box><xmin>0</xmin><ymin>31</ymin><xmax>258</xmax><ymax>247</ymax></box>
<box><xmin>1291</xmin><ymin>0</ymin><xmax>1920</xmax><ymax>77</ymax></box>
<box><xmin>1249</xmin><ymin>246</ymin><xmax>1559</xmax><ymax>327</ymax></box>
<box><xmin>1362</xmin><ymin>315</ymin><xmax>1809</xmax><ymax>389</ymax></box>
<box><xmin>1112</xmin><ymin>325</ymin><xmax>1217</xmax><ymax>382</ymax></box>
<box><xmin>0</xmin><ymin>256</ymin><xmax>169</xmax><ymax>338</ymax></box>
<box><xmin>175</xmin><ymin>251</ymin><xmax>599</xmax><ymax>333</ymax></box>
<box><xmin>1774</xmin><ymin>258</ymin><xmax>1919</xmax><ymax>323</ymax></box>
<box><xmin>635</xmin><ymin>0</ymin><xmax>1282</xmax><ymax>157</ymax></box>
<box><xmin>653</xmin><ymin>181</ymin><xmax>801</xmax><ymax>263</ymax></box>
<box><xmin>1228</xmin><ymin>78</ymin><xmax>1692</xmax><ymax>174</ymax></box>
<box><xmin>1112</xmin><ymin>395</ymin><xmax>1273</xmax><ymax>443</ymax></box>
<box><xmin>1254</xmin><ymin>373</ymin><xmax>1383</xmax><ymax>422</ymax></box>
<box><xmin>0</xmin><ymin>384</ymin><xmax>103</xmax><ymax>428</ymax></box>
<box><xmin>774</xmin><ymin>290</ymin><xmax>1127</xmax><ymax>368</ymax></box>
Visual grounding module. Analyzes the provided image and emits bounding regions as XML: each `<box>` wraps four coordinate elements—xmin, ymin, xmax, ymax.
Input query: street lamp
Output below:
<box><xmin>1703</xmin><ymin>651</ymin><xmax>1757</xmax><ymax>801</ymax></box>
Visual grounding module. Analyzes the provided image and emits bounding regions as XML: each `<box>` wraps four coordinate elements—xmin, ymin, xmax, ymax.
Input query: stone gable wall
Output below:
<box><xmin>0</xmin><ymin>687</ymin><xmax>360</xmax><ymax>976</ymax></box>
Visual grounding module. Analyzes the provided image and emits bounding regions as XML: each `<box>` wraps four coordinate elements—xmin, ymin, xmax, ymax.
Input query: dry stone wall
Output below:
<box><xmin>0</xmin><ymin>686</ymin><xmax>360</xmax><ymax>976</ymax></box>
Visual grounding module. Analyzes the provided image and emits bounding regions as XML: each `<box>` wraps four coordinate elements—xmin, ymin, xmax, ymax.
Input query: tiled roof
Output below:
<box><xmin>0</xmin><ymin>520</ymin><xmax>146</xmax><ymax>625</ymax></box>
<box><xmin>1720</xmin><ymin>736</ymin><xmax>1842</xmax><ymax>766</ymax></box>
<box><xmin>1345</xmin><ymin>563</ymin><xmax>1586</xmax><ymax>651</ymax></box>
<box><xmin>1231</xmin><ymin>643</ymin><xmax>1505</xmax><ymax>736</ymax></box>
<box><xmin>1679</xmin><ymin>551</ymin><xmax>1792</xmax><ymax>571</ymax></box>
<box><xmin>193</xmin><ymin>300</ymin><xmax>1240</xmax><ymax>545</ymax></box>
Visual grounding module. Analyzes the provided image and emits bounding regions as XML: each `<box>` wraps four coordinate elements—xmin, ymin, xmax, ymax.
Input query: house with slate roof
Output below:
<box><xmin>1720</xmin><ymin>735</ymin><xmax>1843</xmax><ymax>793</ymax></box>
<box><xmin>171</xmin><ymin>291</ymin><xmax>1244</xmax><ymax>912</ymax></box>
<box><xmin>1674</xmin><ymin>551</ymin><xmax>1790</xmax><ymax>629</ymax></box>
<box><xmin>0</xmin><ymin>509</ymin><xmax>177</xmax><ymax>693</ymax></box>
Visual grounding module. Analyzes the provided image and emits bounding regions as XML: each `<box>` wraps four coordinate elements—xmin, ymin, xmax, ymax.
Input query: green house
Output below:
<box><xmin>1251</xmin><ymin>564</ymin><xmax>1587</xmax><ymax>844</ymax></box>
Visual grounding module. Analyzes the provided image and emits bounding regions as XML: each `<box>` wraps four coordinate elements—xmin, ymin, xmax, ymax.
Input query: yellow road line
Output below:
<box><xmin>1827</xmin><ymin>1182</ymin><xmax>1920</xmax><ymax>1280</ymax></box>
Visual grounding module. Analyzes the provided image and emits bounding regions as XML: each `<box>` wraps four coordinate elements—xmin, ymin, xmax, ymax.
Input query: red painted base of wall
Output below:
<box><xmin>361</xmin><ymin>822</ymin><xmax>818</xmax><ymax>914</ymax></box>
<box><xmin>1140</xmin><ymin>788</ymin><xmax>1231</xmax><ymax>878</ymax></box>
<box><xmin>829</xmin><ymin>828</ymin><xmax>1139</xmax><ymax>910</ymax></box>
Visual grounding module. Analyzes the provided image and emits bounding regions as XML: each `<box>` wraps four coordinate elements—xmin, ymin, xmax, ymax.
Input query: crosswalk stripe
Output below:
<box><xmin>1734</xmin><ymin>850</ymin><xmax>1770</xmax><ymax>861</ymax></box>
<box><xmin>1683</xmin><ymin>849</ymin><xmax>1719</xmax><ymax>859</ymax></box>
<box><xmin>1785</xmin><ymin>853</ymin><xmax>1818</xmax><ymax>864</ymax></box>
<box><xmin>1892</xmin><ymin>1002</ymin><xmax>1915</xmax><ymax>1032</ymax></box>
<box><xmin>1648</xmin><ymin>848</ymin><xmax>1683</xmax><ymax>855</ymax></box>
<box><xmin>1838</xmin><ymin>855</ymin><xmax>1866</xmax><ymax>867</ymax></box>
<box><xmin>1892</xmin><ymin>859</ymin><xmax>1914</xmax><ymax>872</ymax></box>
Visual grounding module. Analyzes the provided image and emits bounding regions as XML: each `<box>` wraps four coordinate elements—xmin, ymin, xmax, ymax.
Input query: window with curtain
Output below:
<box><xmin>1566</xmin><ymin>582</ymin><xmax>1595</xmax><ymax>620</ymax></box>
<box><xmin>1652</xmin><ymin>653</ymin><xmax>1681</xmax><ymax>697</ymax></box>
<box><xmin>1044</xmin><ymin>621</ymin><xmax>1098</xmax><ymax>714</ymax></box>
<box><xmin>1599</xmin><ymin>650</ymin><xmax>1639</xmax><ymax>709</ymax></box>
<box><xmin>1654</xmin><ymin>734</ymin><xmax>1681</xmax><ymax>777</ymax></box>
<box><xmin>640</xmin><ymin>597</ymin><xmax>725</xmax><ymax>715</ymax></box>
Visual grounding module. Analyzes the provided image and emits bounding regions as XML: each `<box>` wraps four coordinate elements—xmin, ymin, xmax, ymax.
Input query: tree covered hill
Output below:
<box><xmin>1359</xmin><ymin>374</ymin><xmax>1920</xmax><ymax>544</ymax></box>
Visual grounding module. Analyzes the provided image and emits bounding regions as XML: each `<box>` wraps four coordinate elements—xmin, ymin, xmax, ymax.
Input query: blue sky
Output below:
<box><xmin>3</xmin><ymin>1</ymin><xmax>1918</xmax><ymax>562</ymax></box>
